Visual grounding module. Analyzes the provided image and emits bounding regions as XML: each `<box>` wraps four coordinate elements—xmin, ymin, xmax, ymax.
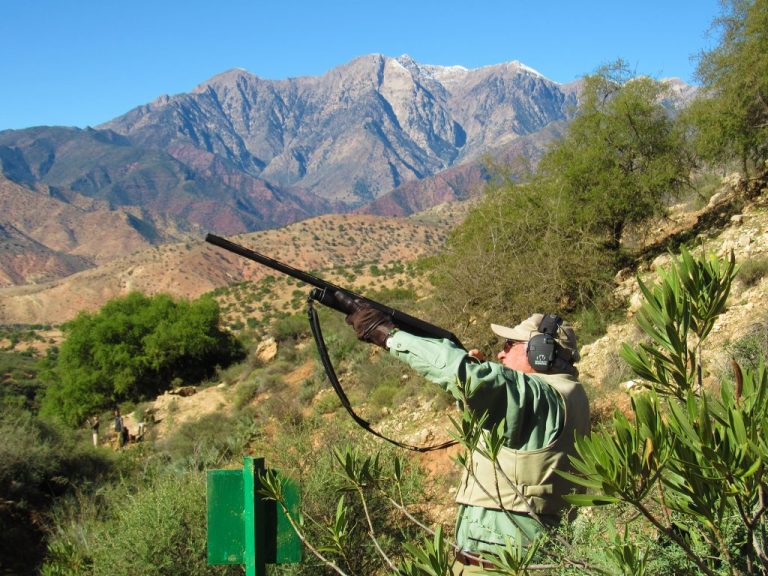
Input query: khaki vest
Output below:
<box><xmin>454</xmin><ymin>373</ymin><xmax>590</xmax><ymax>516</ymax></box>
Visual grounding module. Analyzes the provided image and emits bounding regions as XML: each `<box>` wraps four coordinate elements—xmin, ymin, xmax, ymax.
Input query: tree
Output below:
<box><xmin>41</xmin><ymin>292</ymin><xmax>243</xmax><ymax>425</ymax></box>
<box><xmin>430</xmin><ymin>169</ymin><xmax>616</xmax><ymax>346</ymax></box>
<box><xmin>428</xmin><ymin>63</ymin><xmax>694</xmax><ymax>344</ymax></box>
<box><xmin>540</xmin><ymin>62</ymin><xmax>693</xmax><ymax>249</ymax></box>
<box><xmin>687</xmin><ymin>0</ymin><xmax>768</xmax><ymax>173</ymax></box>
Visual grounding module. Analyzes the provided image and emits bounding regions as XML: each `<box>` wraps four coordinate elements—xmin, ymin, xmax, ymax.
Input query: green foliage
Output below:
<box><xmin>620</xmin><ymin>247</ymin><xmax>737</xmax><ymax>398</ymax></box>
<box><xmin>155</xmin><ymin>411</ymin><xmax>262</xmax><ymax>470</ymax></box>
<box><xmin>259</xmin><ymin>443</ymin><xmax>434</xmax><ymax>575</ymax></box>
<box><xmin>41</xmin><ymin>292</ymin><xmax>244</xmax><ymax>425</ymax></box>
<box><xmin>85</xmin><ymin>470</ymin><xmax>239</xmax><ymax>576</ymax></box>
<box><xmin>429</xmin><ymin>62</ymin><xmax>693</xmax><ymax>344</ymax></box>
<box><xmin>572</xmin><ymin>302</ymin><xmax>625</xmax><ymax>346</ymax></box>
<box><xmin>687</xmin><ymin>0</ymin><xmax>768</xmax><ymax>172</ymax></box>
<box><xmin>431</xmin><ymin>171</ymin><xmax>617</xmax><ymax>345</ymax></box>
<box><xmin>398</xmin><ymin>525</ymin><xmax>452</xmax><ymax>576</ymax></box>
<box><xmin>0</xmin><ymin>350</ymin><xmax>48</xmax><ymax>412</ymax></box>
<box><xmin>542</xmin><ymin>62</ymin><xmax>693</xmax><ymax>248</ymax></box>
<box><xmin>272</xmin><ymin>313</ymin><xmax>311</xmax><ymax>342</ymax></box>
<box><xmin>726</xmin><ymin>319</ymin><xmax>768</xmax><ymax>372</ymax></box>
<box><xmin>737</xmin><ymin>254</ymin><xmax>768</xmax><ymax>287</ymax></box>
<box><xmin>566</xmin><ymin>249</ymin><xmax>768</xmax><ymax>576</ymax></box>
<box><xmin>0</xmin><ymin>410</ymin><xmax>115</xmax><ymax>575</ymax></box>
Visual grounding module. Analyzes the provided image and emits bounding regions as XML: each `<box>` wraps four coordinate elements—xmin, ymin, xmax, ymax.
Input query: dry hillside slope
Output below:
<box><xmin>0</xmin><ymin>212</ymin><xmax>453</xmax><ymax>325</ymax></box>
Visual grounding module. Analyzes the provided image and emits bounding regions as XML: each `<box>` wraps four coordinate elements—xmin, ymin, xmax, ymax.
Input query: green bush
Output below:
<box><xmin>726</xmin><ymin>319</ymin><xmax>768</xmax><ymax>372</ymax></box>
<box><xmin>567</xmin><ymin>249</ymin><xmax>765</xmax><ymax>575</ymax></box>
<box><xmin>737</xmin><ymin>255</ymin><xmax>768</xmax><ymax>288</ymax></box>
<box><xmin>431</xmin><ymin>173</ymin><xmax>617</xmax><ymax>346</ymax></box>
<box><xmin>370</xmin><ymin>381</ymin><xmax>399</xmax><ymax>408</ymax></box>
<box><xmin>256</xmin><ymin>420</ymin><xmax>431</xmax><ymax>576</ymax></box>
<box><xmin>85</xmin><ymin>470</ymin><xmax>239</xmax><ymax>576</ymax></box>
<box><xmin>234</xmin><ymin>377</ymin><xmax>261</xmax><ymax>409</ymax></box>
<box><xmin>0</xmin><ymin>410</ymin><xmax>115</xmax><ymax>575</ymax></box>
<box><xmin>155</xmin><ymin>411</ymin><xmax>261</xmax><ymax>470</ymax></box>
<box><xmin>0</xmin><ymin>350</ymin><xmax>47</xmax><ymax>412</ymax></box>
<box><xmin>272</xmin><ymin>313</ymin><xmax>310</xmax><ymax>342</ymax></box>
<box><xmin>41</xmin><ymin>292</ymin><xmax>244</xmax><ymax>425</ymax></box>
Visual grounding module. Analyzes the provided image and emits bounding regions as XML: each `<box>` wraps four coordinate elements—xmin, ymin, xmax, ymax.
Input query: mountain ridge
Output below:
<box><xmin>0</xmin><ymin>54</ymin><xmax>695</xmax><ymax>292</ymax></box>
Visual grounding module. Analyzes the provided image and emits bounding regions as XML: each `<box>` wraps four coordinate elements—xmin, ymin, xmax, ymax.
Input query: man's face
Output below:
<box><xmin>497</xmin><ymin>339</ymin><xmax>531</xmax><ymax>372</ymax></box>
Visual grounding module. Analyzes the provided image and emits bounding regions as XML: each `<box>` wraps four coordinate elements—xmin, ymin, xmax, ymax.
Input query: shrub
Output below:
<box><xmin>0</xmin><ymin>410</ymin><xmax>115</xmax><ymax>575</ymax></box>
<box><xmin>272</xmin><ymin>314</ymin><xmax>310</xmax><ymax>342</ymax></box>
<box><xmin>155</xmin><ymin>412</ymin><xmax>261</xmax><ymax>470</ymax></box>
<box><xmin>86</xmin><ymin>470</ymin><xmax>239</xmax><ymax>576</ymax></box>
<box><xmin>369</xmin><ymin>381</ymin><xmax>399</xmax><ymax>408</ymax></box>
<box><xmin>726</xmin><ymin>319</ymin><xmax>768</xmax><ymax>372</ymax></box>
<box><xmin>737</xmin><ymin>254</ymin><xmax>768</xmax><ymax>288</ymax></box>
<box><xmin>41</xmin><ymin>292</ymin><xmax>244</xmax><ymax>425</ymax></box>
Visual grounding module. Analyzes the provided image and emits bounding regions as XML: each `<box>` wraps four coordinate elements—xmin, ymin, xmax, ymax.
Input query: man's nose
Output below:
<box><xmin>497</xmin><ymin>350</ymin><xmax>506</xmax><ymax>360</ymax></box>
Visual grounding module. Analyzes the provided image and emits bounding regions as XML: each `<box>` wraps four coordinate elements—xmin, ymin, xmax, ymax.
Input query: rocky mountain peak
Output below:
<box><xmin>0</xmin><ymin>54</ymin><xmax>697</xmax><ymax>291</ymax></box>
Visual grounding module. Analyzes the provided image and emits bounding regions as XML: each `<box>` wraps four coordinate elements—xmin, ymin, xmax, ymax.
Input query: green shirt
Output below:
<box><xmin>387</xmin><ymin>331</ymin><xmax>566</xmax><ymax>553</ymax></box>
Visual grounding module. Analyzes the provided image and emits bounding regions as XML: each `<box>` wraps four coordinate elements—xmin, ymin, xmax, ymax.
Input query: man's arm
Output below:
<box><xmin>387</xmin><ymin>331</ymin><xmax>564</xmax><ymax>450</ymax></box>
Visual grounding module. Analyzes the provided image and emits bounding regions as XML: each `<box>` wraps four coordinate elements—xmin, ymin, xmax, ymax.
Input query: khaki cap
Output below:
<box><xmin>491</xmin><ymin>313</ymin><xmax>580</xmax><ymax>362</ymax></box>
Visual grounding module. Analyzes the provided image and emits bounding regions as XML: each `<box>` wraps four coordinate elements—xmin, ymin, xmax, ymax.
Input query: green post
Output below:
<box><xmin>207</xmin><ymin>456</ymin><xmax>302</xmax><ymax>571</ymax></box>
<box><xmin>243</xmin><ymin>456</ymin><xmax>265</xmax><ymax>576</ymax></box>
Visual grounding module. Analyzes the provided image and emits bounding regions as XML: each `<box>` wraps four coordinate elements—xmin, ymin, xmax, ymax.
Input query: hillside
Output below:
<box><xmin>0</xmin><ymin>212</ymin><xmax>455</xmax><ymax>325</ymax></box>
<box><xmin>98</xmin><ymin>176</ymin><xmax>768</xmax><ymax>547</ymax></box>
<box><xmin>87</xmin><ymin>174</ymin><xmax>768</xmax><ymax>467</ymax></box>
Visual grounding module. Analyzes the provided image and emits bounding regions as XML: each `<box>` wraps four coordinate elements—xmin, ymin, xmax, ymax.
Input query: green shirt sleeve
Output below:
<box><xmin>387</xmin><ymin>330</ymin><xmax>563</xmax><ymax>450</ymax></box>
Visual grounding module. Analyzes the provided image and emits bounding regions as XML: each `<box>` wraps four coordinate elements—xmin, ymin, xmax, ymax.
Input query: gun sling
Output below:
<box><xmin>205</xmin><ymin>233</ymin><xmax>456</xmax><ymax>451</ymax></box>
<box><xmin>306</xmin><ymin>295</ymin><xmax>456</xmax><ymax>452</ymax></box>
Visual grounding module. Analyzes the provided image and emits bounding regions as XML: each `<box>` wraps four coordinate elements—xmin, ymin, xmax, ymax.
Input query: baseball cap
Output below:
<box><xmin>491</xmin><ymin>313</ymin><xmax>580</xmax><ymax>362</ymax></box>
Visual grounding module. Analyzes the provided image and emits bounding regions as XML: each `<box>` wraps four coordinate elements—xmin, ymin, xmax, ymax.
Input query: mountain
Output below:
<box><xmin>357</xmin><ymin>120</ymin><xmax>570</xmax><ymax>216</ymax></box>
<box><xmin>99</xmin><ymin>55</ymin><xmax>579</xmax><ymax>206</ymax></box>
<box><xmin>0</xmin><ymin>54</ymin><xmax>578</xmax><ymax>222</ymax></box>
<box><xmin>0</xmin><ymin>55</ymin><xmax>693</xmax><ymax>290</ymax></box>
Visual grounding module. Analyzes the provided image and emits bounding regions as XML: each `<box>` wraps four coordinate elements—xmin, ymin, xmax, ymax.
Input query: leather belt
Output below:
<box><xmin>455</xmin><ymin>550</ymin><xmax>498</xmax><ymax>569</ymax></box>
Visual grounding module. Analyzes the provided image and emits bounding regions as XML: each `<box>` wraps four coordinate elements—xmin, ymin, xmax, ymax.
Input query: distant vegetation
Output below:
<box><xmin>41</xmin><ymin>292</ymin><xmax>244</xmax><ymax>425</ymax></box>
<box><xmin>211</xmin><ymin>262</ymin><xmax>422</xmax><ymax>340</ymax></box>
<box><xmin>2</xmin><ymin>1</ymin><xmax>767</xmax><ymax>575</ymax></box>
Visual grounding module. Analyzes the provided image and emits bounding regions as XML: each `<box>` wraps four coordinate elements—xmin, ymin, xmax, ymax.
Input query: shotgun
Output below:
<box><xmin>204</xmin><ymin>233</ymin><xmax>463</xmax><ymax>348</ymax></box>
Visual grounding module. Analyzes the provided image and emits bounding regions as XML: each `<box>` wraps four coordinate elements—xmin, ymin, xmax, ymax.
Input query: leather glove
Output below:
<box><xmin>345</xmin><ymin>304</ymin><xmax>396</xmax><ymax>348</ymax></box>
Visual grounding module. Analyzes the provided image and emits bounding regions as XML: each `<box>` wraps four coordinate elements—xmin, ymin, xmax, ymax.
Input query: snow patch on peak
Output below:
<box><xmin>395</xmin><ymin>54</ymin><xmax>469</xmax><ymax>82</ymax></box>
<box><xmin>512</xmin><ymin>61</ymin><xmax>544</xmax><ymax>78</ymax></box>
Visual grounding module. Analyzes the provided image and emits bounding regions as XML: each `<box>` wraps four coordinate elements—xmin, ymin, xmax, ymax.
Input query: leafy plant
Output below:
<box><xmin>619</xmin><ymin>246</ymin><xmax>737</xmax><ymax>398</ymax></box>
<box><xmin>41</xmin><ymin>292</ymin><xmax>244</xmax><ymax>425</ymax></box>
<box><xmin>565</xmin><ymin>248</ymin><xmax>768</xmax><ymax>576</ymax></box>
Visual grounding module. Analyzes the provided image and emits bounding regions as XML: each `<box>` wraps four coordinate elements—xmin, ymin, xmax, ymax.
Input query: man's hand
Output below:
<box><xmin>346</xmin><ymin>305</ymin><xmax>396</xmax><ymax>348</ymax></box>
<box><xmin>467</xmin><ymin>348</ymin><xmax>486</xmax><ymax>362</ymax></box>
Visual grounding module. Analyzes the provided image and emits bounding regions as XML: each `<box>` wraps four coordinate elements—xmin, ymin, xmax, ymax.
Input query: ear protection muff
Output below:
<box><xmin>527</xmin><ymin>314</ymin><xmax>563</xmax><ymax>373</ymax></box>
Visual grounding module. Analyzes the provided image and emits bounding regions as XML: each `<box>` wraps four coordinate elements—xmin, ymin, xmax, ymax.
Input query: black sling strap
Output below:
<box><xmin>306</xmin><ymin>297</ymin><xmax>456</xmax><ymax>453</ymax></box>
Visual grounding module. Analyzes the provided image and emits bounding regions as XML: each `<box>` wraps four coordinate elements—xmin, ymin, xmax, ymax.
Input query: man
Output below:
<box><xmin>89</xmin><ymin>414</ymin><xmax>100</xmax><ymax>447</ymax></box>
<box><xmin>345</xmin><ymin>307</ymin><xmax>590</xmax><ymax>573</ymax></box>
<box><xmin>113</xmin><ymin>408</ymin><xmax>125</xmax><ymax>448</ymax></box>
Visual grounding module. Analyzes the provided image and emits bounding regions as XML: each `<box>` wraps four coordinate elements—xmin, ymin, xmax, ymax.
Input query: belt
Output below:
<box><xmin>455</xmin><ymin>550</ymin><xmax>498</xmax><ymax>569</ymax></box>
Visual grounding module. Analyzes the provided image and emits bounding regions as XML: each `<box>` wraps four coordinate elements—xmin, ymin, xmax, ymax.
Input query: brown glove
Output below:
<box><xmin>345</xmin><ymin>305</ymin><xmax>396</xmax><ymax>348</ymax></box>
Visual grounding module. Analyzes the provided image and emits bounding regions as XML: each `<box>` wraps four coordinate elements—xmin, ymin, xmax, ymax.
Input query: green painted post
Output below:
<box><xmin>243</xmin><ymin>456</ymin><xmax>265</xmax><ymax>576</ymax></box>
<box><xmin>207</xmin><ymin>456</ymin><xmax>302</xmax><ymax>570</ymax></box>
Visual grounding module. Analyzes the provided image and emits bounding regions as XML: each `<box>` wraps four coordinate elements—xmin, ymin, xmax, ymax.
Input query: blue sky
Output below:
<box><xmin>1</xmin><ymin>0</ymin><xmax>722</xmax><ymax>131</ymax></box>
